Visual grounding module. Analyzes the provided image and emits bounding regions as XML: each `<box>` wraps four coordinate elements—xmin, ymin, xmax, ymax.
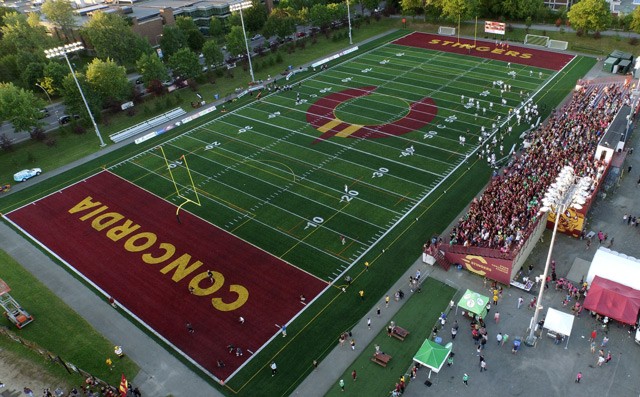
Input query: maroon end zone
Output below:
<box><xmin>393</xmin><ymin>32</ymin><xmax>574</xmax><ymax>71</ymax></box>
<box><xmin>6</xmin><ymin>171</ymin><xmax>327</xmax><ymax>380</ymax></box>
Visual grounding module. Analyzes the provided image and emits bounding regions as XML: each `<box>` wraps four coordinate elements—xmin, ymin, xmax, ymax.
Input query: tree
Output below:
<box><xmin>567</xmin><ymin>0</ymin><xmax>611</xmax><ymax>34</ymax></box>
<box><xmin>209</xmin><ymin>17</ymin><xmax>225</xmax><ymax>38</ymax></box>
<box><xmin>136</xmin><ymin>53</ymin><xmax>168</xmax><ymax>86</ymax></box>
<box><xmin>160</xmin><ymin>25</ymin><xmax>187</xmax><ymax>59</ymax></box>
<box><xmin>225</xmin><ymin>25</ymin><xmax>247</xmax><ymax>57</ymax></box>
<box><xmin>0</xmin><ymin>82</ymin><xmax>44</xmax><ymax>133</ymax></box>
<box><xmin>244</xmin><ymin>0</ymin><xmax>268</xmax><ymax>33</ymax></box>
<box><xmin>501</xmin><ymin>0</ymin><xmax>543</xmax><ymax>20</ymax></box>
<box><xmin>630</xmin><ymin>5</ymin><xmax>640</xmax><ymax>33</ymax></box>
<box><xmin>39</xmin><ymin>61</ymin><xmax>68</xmax><ymax>96</ymax></box>
<box><xmin>309</xmin><ymin>4</ymin><xmax>332</xmax><ymax>30</ymax></box>
<box><xmin>201</xmin><ymin>40</ymin><xmax>224</xmax><ymax>69</ymax></box>
<box><xmin>1</xmin><ymin>12</ymin><xmax>53</xmax><ymax>54</ymax></box>
<box><xmin>400</xmin><ymin>0</ymin><xmax>422</xmax><ymax>17</ymax></box>
<box><xmin>263</xmin><ymin>8</ymin><xmax>297</xmax><ymax>39</ymax></box>
<box><xmin>41</xmin><ymin>0</ymin><xmax>76</xmax><ymax>39</ymax></box>
<box><xmin>361</xmin><ymin>0</ymin><xmax>380</xmax><ymax>13</ymax></box>
<box><xmin>176</xmin><ymin>16</ymin><xmax>206</xmax><ymax>52</ymax></box>
<box><xmin>85</xmin><ymin>58</ymin><xmax>130</xmax><ymax>105</ymax></box>
<box><xmin>61</xmin><ymin>71</ymin><xmax>101</xmax><ymax>122</ymax></box>
<box><xmin>84</xmin><ymin>12</ymin><xmax>151</xmax><ymax>65</ymax></box>
<box><xmin>169</xmin><ymin>48</ymin><xmax>201</xmax><ymax>80</ymax></box>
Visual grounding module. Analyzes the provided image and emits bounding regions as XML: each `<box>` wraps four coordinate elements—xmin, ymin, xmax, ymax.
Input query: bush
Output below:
<box><xmin>126</xmin><ymin>108</ymin><xmax>136</xmax><ymax>117</ymax></box>
<box><xmin>629</xmin><ymin>37</ymin><xmax>639</xmax><ymax>46</ymax></box>
<box><xmin>593</xmin><ymin>31</ymin><xmax>601</xmax><ymax>39</ymax></box>
<box><xmin>276</xmin><ymin>53</ymin><xmax>283</xmax><ymax>63</ymax></box>
<box><xmin>73</xmin><ymin>124</ymin><xmax>86</xmax><ymax>135</ymax></box>
<box><xmin>0</xmin><ymin>133</ymin><xmax>13</xmax><ymax>151</ymax></box>
<box><xmin>45</xmin><ymin>137</ymin><xmax>57</xmax><ymax>147</ymax></box>
<box><xmin>506</xmin><ymin>24</ymin><xmax>514</xmax><ymax>33</ymax></box>
<box><xmin>576</xmin><ymin>29</ymin><xmax>584</xmax><ymax>37</ymax></box>
<box><xmin>555</xmin><ymin>18</ymin><xmax>562</xmax><ymax>27</ymax></box>
<box><xmin>30</xmin><ymin>128</ymin><xmax>46</xmax><ymax>142</ymax></box>
<box><xmin>26</xmin><ymin>151</ymin><xmax>35</xmax><ymax>163</ymax></box>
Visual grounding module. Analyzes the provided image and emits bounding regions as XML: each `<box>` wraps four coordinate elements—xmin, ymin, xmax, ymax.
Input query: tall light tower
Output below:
<box><xmin>230</xmin><ymin>1</ymin><xmax>255</xmax><ymax>83</ymax></box>
<box><xmin>346</xmin><ymin>0</ymin><xmax>352</xmax><ymax>45</ymax></box>
<box><xmin>525</xmin><ymin>166</ymin><xmax>590</xmax><ymax>346</ymax></box>
<box><xmin>45</xmin><ymin>42</ymin><xmax>106</xmax><ymax>147</ymax></box>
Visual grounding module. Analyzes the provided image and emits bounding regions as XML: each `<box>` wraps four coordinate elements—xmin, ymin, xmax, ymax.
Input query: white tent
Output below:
<box><xmin>542</xmin><ymin>308</ymin><xmax>575</xmax><ymax>349</ymax></box>
<box><xmin>587</xmin><ymin>248</ymin><xmax>640</xmax><ymax>291</ymax></box>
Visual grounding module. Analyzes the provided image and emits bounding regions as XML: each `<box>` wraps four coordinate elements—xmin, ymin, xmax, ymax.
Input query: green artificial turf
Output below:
<box><xmin>0</xmin><ymin>29</ymin><xmax>596</xmax><ymax>397</ymax></box>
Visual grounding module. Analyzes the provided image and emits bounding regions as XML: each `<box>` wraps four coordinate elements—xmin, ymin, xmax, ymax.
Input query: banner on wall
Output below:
<box><xmin>485</xmin><ymin>21</ymin><xmax>506</xmax><ymax>35</ymax></box>
<box><xmin>444</xmin><ymin>252</ymin><xmax>512</xmax><ymax>284</ymax></box>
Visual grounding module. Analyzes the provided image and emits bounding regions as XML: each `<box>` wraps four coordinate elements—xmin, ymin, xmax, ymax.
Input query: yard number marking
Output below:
<box><xmin>480</xmin><ymin>90</ymin><xmax>490</xmax><ymax>97</ymax></box>
<box><xmin>319</xmin><ymin>87</ymin><xmax>332</xmax><ymax>93</ymax></box>
<box><xmin>340</xmin><ymin>190</ymin><xmax>359</xmax><ymax>203</ymax></box>
<box><xmin>445</xmin><ymin>115</ymin><xmax>457</xmax><ymax>123</ymax></box>
<box><xmin>341</xmin><ymin>77</ymin><xmax>353</xmax><ymax>83</ymax></box>
<box><xmin>372</xmin><ymin>167</ymin><xmax>389</xmax><ymax>178</ymax></box>
<box><xmin>304</xmin><ymin>216</ymin><xmax>324</xmax><ymax>230</ymax></box>
<box><xmin>396</xmin><ymin>52</ymin><xmax>405</xmax><ymax>57</ymax></box>
<box><xmin>268</xmin><ymin>111</ymin><xmax>281</xmax><ymax>119</ymax></box>
<box><xmin>238</xmin><ymin>126</ymin><xmax>253</xmax><ymax>134</ymax></box>
<box><xmin>423</xmin><ymin>131</ymin><xmax>438</xmax><ymax>139</ymax></box>
<box><xmin>168</xmin><ymin>160</ymin><xmax>183</xmax><ymax>169</ymax></box>
<box><xmin>205</xmin><ymin>141</ymin><xmax>221</xmax><ymax>150</ymax></box>
<box><xmin>400</xmin><ymin>146</ymin><xmax>415</xmax><ymax>157</ymax></box>
<box><xmin>379</xmin><ymin>59</ymin><xmax>389</xmax><ymax>65</ymax></box>
<box><xmin>361</xmin><ymin>68</ymin><xmax>372</xmax><ymax>73</ymax></box>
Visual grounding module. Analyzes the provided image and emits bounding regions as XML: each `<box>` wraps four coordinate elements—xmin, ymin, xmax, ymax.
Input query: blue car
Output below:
<box><xmin>13</xmin><ymin>168</ymin><xmax>42</xmax><ymax>182</ymax></box>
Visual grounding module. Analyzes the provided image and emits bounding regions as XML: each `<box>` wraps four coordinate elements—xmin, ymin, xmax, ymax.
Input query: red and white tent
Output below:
<box><xmin>583</xmin><ymin>276</ymin><xmax>640</xmax><ymax>324</ymax></box>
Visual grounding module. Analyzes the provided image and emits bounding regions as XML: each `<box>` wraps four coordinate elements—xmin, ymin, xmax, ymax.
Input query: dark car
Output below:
<box><xmin>38</xmin><ymin>108</ymin><xmax>49</xmax><ymax>119</ymax></box>
<box><xmin>58</xmin><ymin>114</ymin><xmax>80</xmax><ymax>125</ymax></box>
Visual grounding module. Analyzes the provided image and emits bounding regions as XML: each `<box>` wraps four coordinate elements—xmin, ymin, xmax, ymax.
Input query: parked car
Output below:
<box><xmin>296</xmin><ymin>32</ymin><xmax>307</xmax><ymax>38</ymax></box>
<box><xmin>250</xmin><ymin>34</ymin><xmax>263</xmax><ymax>41</ymax></box>
<box><xmin>38</xmin><ymin>108</ymin><xmax>49</xmax><ymax>119</ymax></box>
<box><xmin>13</xmin><ymin>168</ymin><xmax>42</xmax><ymax>182</ymax></box>
<box><xmin>58</xmin><ymin>114</ymin><xmax>79</xmax><ymax>125</ymax></box>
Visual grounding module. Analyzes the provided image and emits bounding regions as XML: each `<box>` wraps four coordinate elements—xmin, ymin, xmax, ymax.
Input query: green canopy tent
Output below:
<box><xmin>456</xmin><ymin>289</ymin><xmax>490</xmax><ymax>319</ymax></box>
<box><xmin>412</xmin><ymin>339</ymin><xmax>452</xmax><ymax>377</ymax></box>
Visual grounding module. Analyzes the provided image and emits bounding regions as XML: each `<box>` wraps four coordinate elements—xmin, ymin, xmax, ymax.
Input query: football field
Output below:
<box><xmin>5</xmin><ymin>32</ymin><xmax>589</xmax><ymax>387</ymax></box>
<box><xmin>110</xmin><ymin>32</ymin><xmax>574</xmax><ymax>283</ymax></box>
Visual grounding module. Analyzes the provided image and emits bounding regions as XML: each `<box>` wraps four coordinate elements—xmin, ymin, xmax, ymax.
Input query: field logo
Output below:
<box><xmin>306</xmin><ymin>86</ymin><xmax>437</xmax><ymax>143</ymax></box>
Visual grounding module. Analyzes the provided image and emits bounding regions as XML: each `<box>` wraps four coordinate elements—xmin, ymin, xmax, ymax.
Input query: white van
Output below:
<box><xmin>635</xmin><ymin>328</ymin><xmax>640</xmax><ymax>345</ymax></box>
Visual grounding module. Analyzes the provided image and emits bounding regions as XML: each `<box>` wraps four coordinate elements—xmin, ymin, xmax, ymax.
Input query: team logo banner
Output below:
<box><xmin>485</xmin><ymin>21</ymin><xmax>505</xmax><ymax>35</ymax></box>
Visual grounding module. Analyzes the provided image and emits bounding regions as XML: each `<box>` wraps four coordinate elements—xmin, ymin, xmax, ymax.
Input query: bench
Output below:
<box><xmin>371</xmin><ymin>352</ymin><xmax>392</xmax><ymax>367</ymax></box>
<box><xmin>392</xmin><ymin>326</ymin><xmax>410</xmax><ymax>341</ymax></box>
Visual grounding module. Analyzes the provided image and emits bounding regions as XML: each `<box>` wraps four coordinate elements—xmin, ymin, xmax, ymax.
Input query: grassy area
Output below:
<box><xmin>325</xmin><ymin>278</ymin><xmax>455</xmax><ymax>396</ymax></box>
<box><xmin>0</xmin><ymin>250</ymin><xmax>139</xmax><ymax>386</ymax></box>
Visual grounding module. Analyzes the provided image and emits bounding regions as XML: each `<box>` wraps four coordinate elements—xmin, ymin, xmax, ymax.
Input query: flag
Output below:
<box><xmin>119</xmin><ymin>374</ymin><xmax>128</xmax><ymax>397</ymax></box>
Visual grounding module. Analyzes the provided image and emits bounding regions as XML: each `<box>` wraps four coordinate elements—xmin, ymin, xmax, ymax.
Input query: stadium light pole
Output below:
<box><xmin>45</xmin><ymin>42</ymin><xmax>106</xmax><ymax>147</ymax></box>
<box><xmin>525</xmin><ymin>166</ymin><xmax>589</xmax><ymax>346</ymax></box>
<box><xmin>230</xmin><ymin>0</ymin><xmax>255</xmax><ymax>83</ymax></box>
<box><xmin>346</xmin><ymin>0</ymin><xmax>352</xmax><ymax>45</ymax></box>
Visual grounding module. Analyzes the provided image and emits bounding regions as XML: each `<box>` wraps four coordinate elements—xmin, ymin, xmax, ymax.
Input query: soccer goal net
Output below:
<box><xmin>438</xmin><ymin>26</ymin><xmax>456</xmax><ymax>36</ymax></box>
<box><xmin>547</xmin><ymin>39</ymin><xmax>568</xmax><ymax>51</ymax></box>
<box><xmin>524</xmin><ymin>34</ymin><xmax>550</xmax><ymax>47</ymax></box>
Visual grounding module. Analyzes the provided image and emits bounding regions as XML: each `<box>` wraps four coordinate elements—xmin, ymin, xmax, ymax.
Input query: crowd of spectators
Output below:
<box><xmin>447</xmin><ymin>80</ymin><xmax>631</xmax><ymax>255</ymax></box>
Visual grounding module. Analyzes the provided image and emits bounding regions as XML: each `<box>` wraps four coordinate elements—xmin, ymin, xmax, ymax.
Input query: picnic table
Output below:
<box><xmin>371</xmin><ymin>352</ymin><xmax>392</xmax><ymax>367</ymax></box>
<box><xmin>391</xmin><ymin>326</ymin><xmax>410</xmax><ymax>341</ymax></box>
